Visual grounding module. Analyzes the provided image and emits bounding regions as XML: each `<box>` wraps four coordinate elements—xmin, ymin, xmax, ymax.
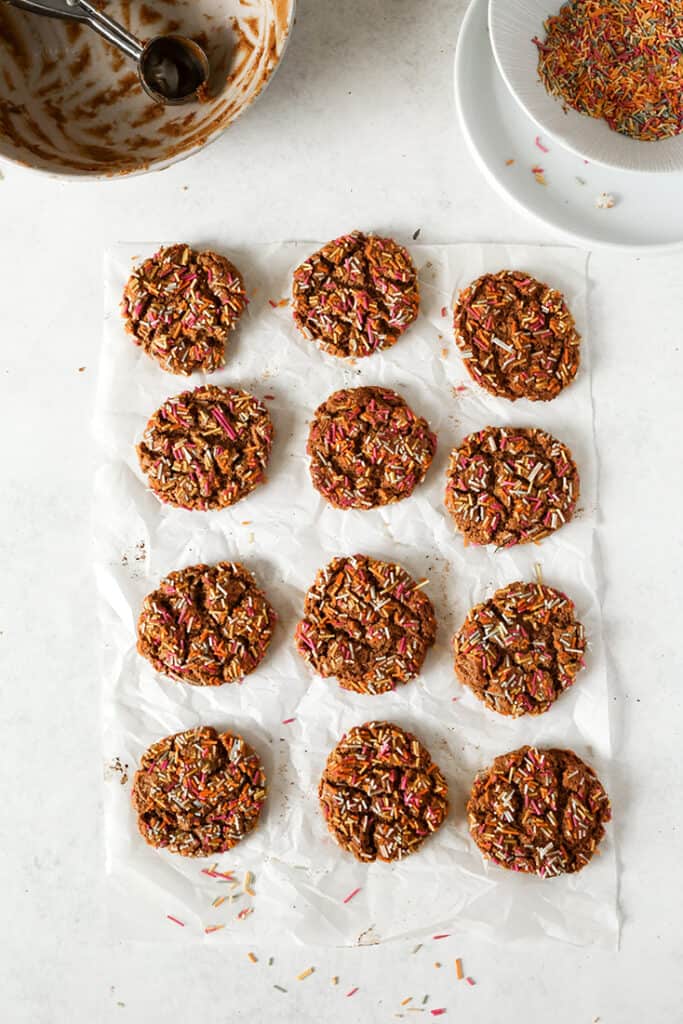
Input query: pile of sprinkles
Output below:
<box><xmin>452</xmin><ymin>270</ymin><xmax>581</xmax><ymax>401</ymax></box>
<box><xmin>137</xmin><ymin>384</ymin><xmax>273</xmax><ymax>511</ymax></box>
<box><xmin>131</xmin><ymin>727</ymin><xmax>267</xmax><ymax>857</ymax></box>
<box><xmin>291</xmin><ymin>231</ymin><xmax>420</xmax><ymax>358</ymax></box>
<box><xmin>294</xmin><ymin>554</ymin><xmax>437</xmax><ymax>695</ymax></box>
<box><xmin>307</xmin><ymin>386</ymin><xmax>437</xmax><ymax>509</ymax></box>
<box><xmin>467</xmin><ymin>745</ymin><xmax>611</xmax><ymax>877</ymax></box>
<box><xmin>453</xmin><ymin>581</ymin><xmax>587</xmax><ymax>717</ymax></box>
<box><xmin>136</xmin><ymin>561</ymin><xmax>276</xmax><ymax>687</ymax></box>
<box><xmin>534</xmin><ymin>0</ymin><xmax>683</xmax><ymax>142</ymax></box>
<box><xmin>444</xmin><ymin>426</ymin><xmax>580</xmax><ymax>547</ymax></box>
<box><xmin>121</xmin><ymin>244</ymin><xmax>248</xmax><ymax>374</ymax></box>
<box><xmin>318</xmin><ymin>721</ymin><xmax>449</xmax><ymax>862</ymax></box>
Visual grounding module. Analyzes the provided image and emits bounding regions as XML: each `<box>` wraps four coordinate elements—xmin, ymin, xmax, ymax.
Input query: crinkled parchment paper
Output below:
<box><xmin>97</xmin><ymin>242</ymin><xmax>616</xmax><ymax>947</ymax></box>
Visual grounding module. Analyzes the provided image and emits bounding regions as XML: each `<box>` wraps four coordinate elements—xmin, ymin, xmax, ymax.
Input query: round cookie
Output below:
<box><xmin>307</xmin><ymin>386</ymin><xmax>437</xmax><ymax>509</ymax></box>
<box><xmin>444</xmin><ymin>426</ymin><xmax>579</xmax><ymax>547</ymax></box>
<box><xmin>291</xmin><ymin>230</ymin><xmax>420</xmax><ymax>358</ymax></box>
<box><xmin>122</xmin><ymin>244</ymin><xmax>248</xmax><ymax>375</ymax></box>
<box><xmin>137</xmin><ymin>562</ymin><xmax>276</xmax><ymax>687</ymax></box>
<box><xmin>318</xmin><ymin>721</ymin><xmax>449</xmax><ymax>862</ymax></box>
<box><xmin>467</xmin><ymin>746</ymin><xmax>611</xmax><ymax>877</ymax></box>
<box><xmin>137</xmin><ymin>384</ymin><xmax>273</xmax><ymax>511</ymax></box>
<box><xmin>295</xmin><ymin>554</ymin><xmax>436</xmax><ymax>695</ymax></box>
<box><xmin>132</xmin><ymin>726</ymin><xmax>267</xmax><ymax>857</ymax></box>
<box><xmin>453</xmin><ymin>581</ymin><xmax>586</xmax><ymax>717</ymax></box>
<box><xmin>453</xmin><ymin>270</ymin><xmax>580</xmax><ymax>401</ymax></box>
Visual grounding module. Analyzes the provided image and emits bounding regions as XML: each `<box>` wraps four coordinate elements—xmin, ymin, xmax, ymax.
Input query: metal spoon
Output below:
<box><xmin>4</xmin><ymin>0</ymin><xmax>210</xmax><ymax>104</ymax></box>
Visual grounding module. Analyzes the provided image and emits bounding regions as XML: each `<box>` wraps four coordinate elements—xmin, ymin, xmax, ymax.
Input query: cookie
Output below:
<box><xmin>318</xmin><ymin>721</ymin><xmax>449</xmax><ymax>862</ymax></box>
<box><xmin>137</xmin><ymin>384</ymin><xmax>273</xmax><ymax>510</ymax></box>
<box><xmin>295</xmin><ymin>554</ymin><xmax>436</xmax><ymax>694</ymax></box>
<box><xmin>291</xmin><ymin>231</ymin><xmax>420</xmax><ymax>358</ymax></box>
<box><xmin>453</xmin><ymin>270</ymin><xmax>580</xmax><ymax>401</ymax></box>
<box><xmin>137</xmin><ymin>562</ymin><xmax>276</xmax><ymax>687</ymax></box>
<box><xmin>131</xmin><ymin>726</ymin><xmax>267</xmax><ymax>857</ymax></box>
<box><xmin>444</xmin><ymin>426</ymin><xmax>579</xmax><ymax>547</ymax></box>
<box><xmin>467</xmin><ymin>746</ymin><xmax>610</xmax><ymax>877</ymax></box>
<box><xmin>453</xmin><ymin>581</ymin><xmax>586</xmax><ymax>717</ymax></box>
<box><xmin>122</xmin><ymin>244</ymin><xmax>248</xmax><ymax>375</ymax></box>
<box><xmin>307</xmin><ymin>387</ymin><xmax>437</xmax><ymax>509</ymax></box>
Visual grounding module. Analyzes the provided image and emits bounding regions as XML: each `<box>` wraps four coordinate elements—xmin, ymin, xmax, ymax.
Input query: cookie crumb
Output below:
<box><xmin>595</xmin><ymin>192</ymin><xmax>616</xmax><ymax>209</ymax></box>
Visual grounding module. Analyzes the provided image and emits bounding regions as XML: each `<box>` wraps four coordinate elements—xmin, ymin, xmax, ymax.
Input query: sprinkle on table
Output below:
<box><xmin>343</xmin><ymin>887</ymin><xmax>362</xmax><ymax>904</ymax></box>
<box><xmin>430</xmin><ymin>1011</ymin><xmax>447</xmax><ymax>1018</ymax></box>
<box><xmin>212</xmin><ymin>895</ymin><xmax>228</xmax><ymax>908</ymax></box>
<box><xmin>297</xmin><ymin>967</ymin><xmax>315</xmax><ymax>981</ymax></box>
<box><xmin>273</xmin><ymin>985</ymin><xmax>287</xmax><ymax>993</ymax></box>
<box><xmin>237</xmin><ymin>907</ymin><xmax>253</xmax><ymax>921</ymax></box>
<box><xmin>455</xmin><ymin>959</ymin><xmax>464</xmax><ymax>981</ymax></box>
<box><xmin>346</xmin><ymin>988</ymin><xmax>359</xmax><ymax>997</ymax></box>
<box><xmin>166</xmin><ymin>915</ymin><xmax>185</xmax><ymax>927</ymax></box>
<box><xmin>331</xmin><ymin>976</ymin><xmax>339</xmax><ymax>986</ymax></box>
<box><xmin>433</xmin><ymin>933</ymin><xmax>449</xmax><ymax>940</ymax></box>
<box><xmin>422</xmin><ymin>995</ymin><xmax>429</xmax><ymax>1005</ymax></box>
<box><xmin>412</xmin><ymin>944</ymin><xmax>423</xmax><ymax>955</ymax></box>
<box><xmin>204</xmin><ymin>924</ymin><xmax>225</xmax><ymax>934</ymax></box>
<box><xmin>282</xmin><ymin>718</ymin><xmax>296</xmax><ymax>725</ymax></box>
<box><xmin>247</xmin><ymin>952</ymin><xmax>257</xmax><ymax>963</ymax></box>
<box><xmin>441</xmin><ymin>306</ymin><xmax>448</xmax><ymax>317</ymax></box>
<box><xmin>402</xmin><ymin>997</ymin><xmax>413</xmax><ymax>1006</ymax></box>
<box><xmin>244</xmin><ymin>870</ymin><xmax>255</xmax><ymax>896</ymax></box>
<box><xmin>268</xmin><ymin>957</ymin><xmax>274</xmax><ymax>966</ymax></box>
<box><xmin>466</xmin><ymin>977</ymin><xmax>476</xmax><ymax>986</ymax></box>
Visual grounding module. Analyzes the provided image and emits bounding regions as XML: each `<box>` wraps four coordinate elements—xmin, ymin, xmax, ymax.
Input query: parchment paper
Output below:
<box><xmin>96</xmin><ymin>242</ymin><xmax>616</xmax><ymax>948</ymax></box>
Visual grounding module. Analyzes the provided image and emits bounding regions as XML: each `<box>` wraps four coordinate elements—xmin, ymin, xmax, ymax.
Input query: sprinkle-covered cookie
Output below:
<box><xmin>295</xmin><ymin>554</ymin><xmax>436</xmax><ymax>695</ymax></box>
<box><xmin>291</xmin><ymin>231</ymin><xmax>420</xmax><ymax>358</ymax></box>
<box><xmin>137</xmin><ymin>384</ymin><xmax>273</xmax><ymax>511</ymax></box>
<box><xmin>467</xmin><ymin>746</ymin><xmax>611</xmax><ymax>877</ymax></box>
<box><xmin>137</xmin><ymin>562</ymin><xmax>276</xmax><ymax>687</ymax></box>
<box><xmin>307</xmin><ymin>386</ymin><xmax>437</xmax><ymax>509</ymax></box>
<box><xmin>453</xmin><ymin>581</ymin><xmax>586</xmax><ymax>717</ymax></box>
<box><xmin>319</xmin><ymin>721</ymin><xmax>449</xmax><ymax>862</ymax></box>
<box><xmin>444</xmin><ymin>426</ymin><xmax>579</xmax><ymax>547</ymax></box>
<box><xmin>132</xmin><ymin>727</ymin><xmax>267</xmax><ymax>857</ymax></box>
<box><xmin>453</xmin><ymin>270</ymin><xmax>580</xmax><ymax>401</ymax></box>
<box><xmin>122</xmin><ymin>244</ymin><xmax>248</xmax><ymax>375</ymax></box>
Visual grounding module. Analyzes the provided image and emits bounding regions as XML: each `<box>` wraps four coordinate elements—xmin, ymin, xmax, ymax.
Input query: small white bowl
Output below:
<box><xmin>0</xmin><ymin>0</ymin><xmax>295</xmax><ymax>179</ymax></box>
<box><xmin>488</xmin><ymin>0</ymin><xmax>683</xmax><ymax>173</ymax></box>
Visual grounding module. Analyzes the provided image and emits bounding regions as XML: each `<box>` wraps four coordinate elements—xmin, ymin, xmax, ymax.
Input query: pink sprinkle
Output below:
<box><xmin>466</xmin><ymin>977</ymin><xmax>476</xmax><ymax>986</ymax></box>
<box><xmin>343</xmin><ymin>887</ymin><xmax>362</xmax><ymax>904</ymax></box>
<box><xmin>535</xmin><ymin>135</ymin><xmax>550</xmax><ymax>152</ymax></box>
<box><xmin>166</xmin><ymin>915</ymin><xmax>185</xmax><ymax>927</ymax></box>
<box><xmin>431</xmin><ymin>1010</ymin><xmax>447</xmax><ymax>1017</ymax></box>
<box><xmin>433</xmin><ymin>933</ymin><xmax>450</xmax><ymax>940</ymax></box>
<box><xmin>268</xmin><ymin>299</ymin><xmax>277</xmax><ymax>308</ymax></box>
<box><xmin>346</xmin><ymin>988</ymin><xmax>359</xmax><ymax>998</ymax></box>
<box><xmin>282</xmin><ymin>717</ymin><xmax>296</xmax><ymax>725</ymax></box>
<box><xmin>440</xmin><ymin>306</ymin><xmax>448</xmax><ymax>317</ymax></box>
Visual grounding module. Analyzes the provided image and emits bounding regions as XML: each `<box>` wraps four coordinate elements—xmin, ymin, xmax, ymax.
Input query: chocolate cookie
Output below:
<box><xmin>444</xmin><ymin>426</ymin><xmax>579</xmax><ymax>547</ymax></box>
<box><xmin>307</xmin><ymin>387</ymin><xmax>437</xmax><ymax>509</ymax></box>
<box><xmin>467</xmin><ymin>746</ymin><xmax>610</xmax><ymax>877</ymax></box>
<box><xmin>132</xmin><ymin>726</ymin><xmax>267</xmax><ymax>857</ymax></box>
<box><xmin>122</xmin><ymin>244</ymin><xmax>248</xmax><ymax>375</ymax></box>
<box><xmin>137</xmin><ymin>562</ymin><xmax>276</xmax><ymax>687</ymax></box>
<box><xmin>453</xmin><ymin>270</ymin><xmax>580</xmax><ymax>401</ymax></box>
<box><xmin>453</xmin><ymin>581</ymin><xmax>586</xmax><ymax>717</ymax></box>
<box><xmin>137</xmin><ymin>384</ymin><xmax>273</xmax><ymax>511</ymax></box>
<box><xmin>291</xmin><ymin>231</ymin><xmax>420</xmax><ymax>358</ymax></box>
<box><xmin>295</xmin><ymin>555</ymin><xmax>436</xmax><ymax>695</ymax></box>
<box><xmin>318</xmin><ymin>721</ymin><xmax>449</xmax><ymax>862</ymax></box>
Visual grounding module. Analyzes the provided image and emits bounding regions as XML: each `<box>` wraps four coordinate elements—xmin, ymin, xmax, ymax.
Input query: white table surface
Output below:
<box><xmin>1</xmin><ymin>2</ymin><xmax>682</xmax><ymax>1021</ymax></box>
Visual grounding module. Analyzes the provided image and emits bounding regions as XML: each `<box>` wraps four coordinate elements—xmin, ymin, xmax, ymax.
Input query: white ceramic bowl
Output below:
<box><xmin>0</xmin><ymin>0</ymin><xmax>295</xmax><ymax>178</ymax></box>
<box><xmin>488</xmin><ymin>0</ymin><xmax>683</xmax><ymax>173</ymax></box>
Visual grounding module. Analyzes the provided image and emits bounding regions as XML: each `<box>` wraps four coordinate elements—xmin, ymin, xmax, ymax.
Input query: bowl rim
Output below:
<box><xmin>0</xmin><ymin>0</ymin><xmax>297</xmax><ymax>182</ymax></box>
<box><xmin>487</xmin><ymin>0</ymin><xmax>683</xmax><ymax>175</ymax></box>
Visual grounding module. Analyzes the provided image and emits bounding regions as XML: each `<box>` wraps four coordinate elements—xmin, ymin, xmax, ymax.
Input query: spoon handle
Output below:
<box><xmin>73</xmin><ymin>0</ymin><xmax>143</xmax><ymax>61</ymax></box>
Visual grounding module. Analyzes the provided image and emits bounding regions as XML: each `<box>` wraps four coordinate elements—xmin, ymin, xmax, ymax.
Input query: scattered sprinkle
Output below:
<box><xmin>455</xmin><ymin>959</ymin><xmax>464</xmax><ymax>981</ymax></box>
<box><xmin>343</xmin><ymin>887</ymin><xmax>362</xmax><ymax>904</ymax></box>
<box><xmin>268</xmin><ymin>957</ymin><xmax>274</xmax><ymax>966</ymax></box>
<box><xmin>430</xmin><ymin>1011</ymin><xmax>447</xmax><ymax>1018</ymax></box>
<box><xmin>531</xmin><ymin>165</ymin><xmax>547</xmax><ymax>185</ymax></box>
<box><xmin>346</xmin><ymin>988</ymin><xmax>359</xmax><ymax>997</ymax></box>
<box><xmin>297</xmin><ymin>967</ymin><xmax>315</xmax><ymax>981</ymax></box>
<box><xmin>166</xmin><ymin>915</ymin><xmax>185</xmax><ymax>927</ymax></box>
<box><xmin>440</xmin><ymin>306</ymin><xmax>448</xmax><ymax>317</ymax></box>
<box><xmin>331</xmin><ymin>976</ymin><xmax>339</xmax><ymax>985</ymax></box>
<box><xmin>413</xmin><ymin>228</ymin><xmax>421</xmax><ymax>240</ymax></box>
<box><xmin>535</xmin><ymin>136</ymin><xmax>550</xmax><ymax>152</ymax></box>
<box><xmin>282</xmin><ymin>717</ymin><xmax>296</xmax><ymax>725</ymax></box>
<box><xmin>534</xmin><ymin>562</ymin><xmax>544</xmax><ymax>585</ymax></box>
<box><xmin>433</xmin><ymin>933</ymin><xmax>449</xmax><ymax>940</ymax></box>
<box><xmin>78</xmin><ymin>366</ymin><xmax>86</xmax><ymax>372</ymax></box>
<box><xmin>244</xmin><ymin>870</ymin><xmax>255</xmax><ymax>895</ymax></box>
<box><xmin>212</xmin><ymin>896</ymin><xmax>228</xmax><ymax>908</ymax></box>
<box><xmin>412</xmin><ymin>944</ymin><xmax>423</xmax><ymax>955</ymax></box>
<box><xmin>274</xmin><ymin>985</ymin><xmax>288</xmax><ymax>993</ymax></box>
<box><xmin>202</xmin><ymin>868</ymin><xmax>235</xmax><ymax>881</ymax></box>
<box><xmin>237</xmin><ymin>907</ymin><xmax>254</xmax><ymax>920</ymax></box>
<box><xmin>466</xmin><ymin>977</ymin><xmax>476</xmax><ymax>986</ymax></box>
<box><xmin>422</xmin><ymin>995</ymin><xmax>430</xmax><ymax>1005</ymax></box>
<box><xmin>505</xmin><ymin>158</ymin><xmax>515</xmax><ymax>166</ymax></box>
<box><xmin>402</xmin><ymin>997</ymin><xmax>414</xmax><ymax>1006</ymax></box>
<box><xmin>204</xmin><ymin>924</ymin><xmax>225</xmax><ymax>934</ymax></box>
<box><xmin>595</xmin><ymin>192</ymin><xmax>616</xmax><ymax>209</ymax></box>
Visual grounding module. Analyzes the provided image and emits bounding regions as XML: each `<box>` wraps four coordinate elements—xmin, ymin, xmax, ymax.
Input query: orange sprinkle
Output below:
<box><xmin>247</xmin><ymin>952</ymin><xmax>257</xmax><ymax>963</ymax></box>
<box><xmin>455</xmin><ymin>959</ymin><xmax>464</xmax><ymax>980</ymax></box>
<box><xmin>297</xmin><ymin>967</ymin><xmax>315</xmax><ymax>981</ymax></box>
<box><xmin>204</xmin><ymin>924</ymin><xmax>225</xmax><ymax>934</ymax></box>
<box><xmin>505</xmin><ymin>158</ymin><xmax>515</xmax><ymax>166</ymax></box>
<box><xmin>402</xmin><ymin>997</ymin><xmax>413</xmax><ymax>1006</ymax></box>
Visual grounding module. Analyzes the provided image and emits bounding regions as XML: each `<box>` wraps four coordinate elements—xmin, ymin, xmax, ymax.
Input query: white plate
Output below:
<box><xmin>488</xmin><ymin>0</ymin><xmax>683</xmax><ymax>174</ymax></box>
<box><xmin>454</xmin><ymin>0</ymin><xmax>683</xmax><ymax>251</ymax></box>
